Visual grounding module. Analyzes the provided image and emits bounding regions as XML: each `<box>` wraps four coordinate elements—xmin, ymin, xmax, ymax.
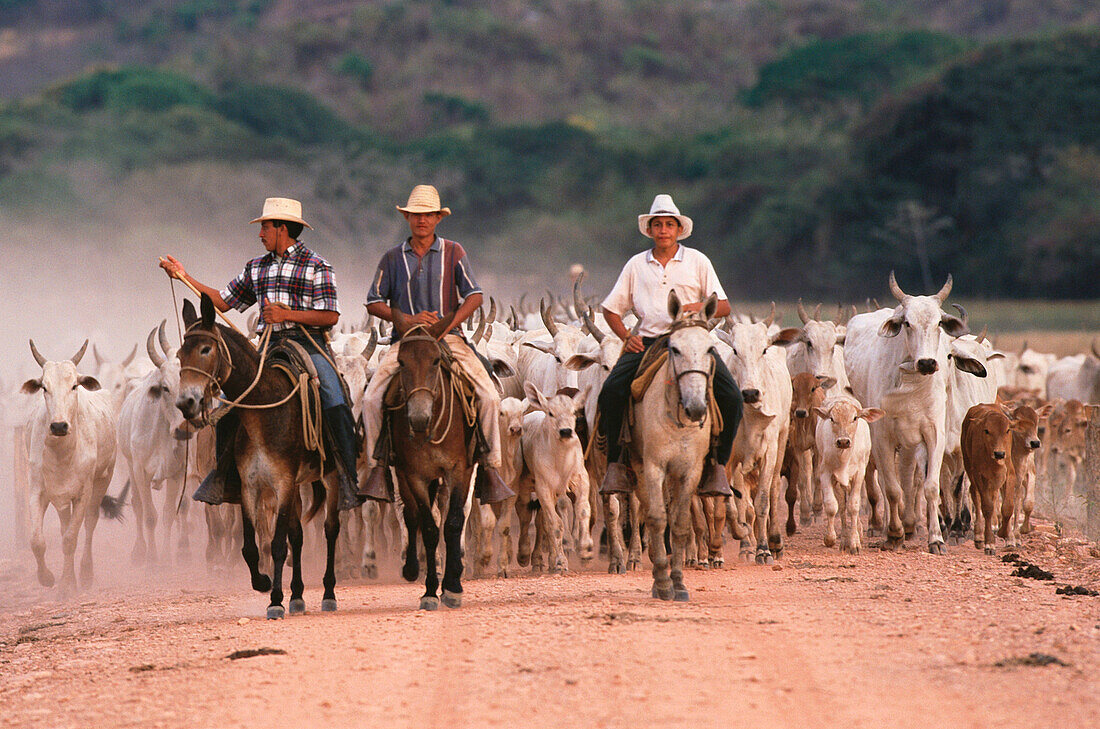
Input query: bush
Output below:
<box><xmin>216</xmin><ymin>83</ymin><xmax>351</xmax><ymax>144</ymax></box>
<box><xmin>55</xmin><ymin>67</ymin><xmax>214</xmax><ymax>114</ymax></box>
<box><xmin>423</xmin><ymin>92</ymin><xmax>489</xmax><ymax>125</ymax></box>
<box><xmin>335</xmin><ymin>53</ymin><xmax>374</xmax><ymax>88</ymax></box>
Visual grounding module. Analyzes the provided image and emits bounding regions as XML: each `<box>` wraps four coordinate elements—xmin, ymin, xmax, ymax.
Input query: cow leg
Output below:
<box><xmin>921</xmin><ymin>427</ymin><xmax>948</xmax><ymax>554</ymax></box>
<box><xmin>752</xmin><ymin>463</ymin><xmax>774</xmax><ymax>564</ymax></box>
<box><xmin>534</xmin><ymin>478</ymin><xmax>566</xmax><ymax>573</ymax></box>
<box><xmin>572</xmin><ymin>470</ymin><xmax>594</xmax><ymax>562</ymax></box>
<box><xmin>845</xmin><ymin>471</ymin><xmax>865</xmax><ymax>554</ymax></box>
<box><xmin>474</xmin><ymin>503</ymin><xmax>495</xmax><ymax>578</ymax></box>
<box><xmin>59</xmin><ymin>491</ymin><xmax>88</xmax><ymax>596</ymax></box>
<box><xmin>896</xmin><ymin>446</ymin><xmax>919</xmax><ymax>538</ymax></box>
<box><xmin>603</xmin><ymin>494</ymin><xmax>625</xmax><ymax>574</ymax></box>
<box><xmin>863</xmin><ymin>459</ymin><xmax>882</xmax><ymax>535</ymax></box>
<box><xmin>129</xmin><ymin>470</ymin><xmax>151</xmax><ymax>564</ymax></box>
<box><xmin>822</xmin><ymin>474</ymin><xmax>839</xmax><ymax>548</ymax></box>
<box><xmin>705</xmin><ymin>496</ymin><xmax>725</xmax><ymax>567</ymax></box>
<box><xmin>30</xmin><ymin>489</ymin><xmax>55</xmax><ymax>588</ymax></box>
<box><xmin>639</xmin><ymin>462</ymin><xmax>672</xmax><ymax>600</ymax></box>
<box><xmin>796</xmin><ymin>449</ymin><xmax>815</xmax><ymax>527</ymax></box>
<box><xmin>627</xmin><ymin>492</ymin><xmax>643</xmax><ymax>571</ymax></box>
<box><xmin>496</xmin><ymin>501</ymin><xmax>514</xmax><ymax>578</ymax></box>
<box><xmin>80</xmin><ymin>480</ymin><xmax>106</xmax><ymax>588</ymax></box>
<box><xmin>811</xmin><ymin>449</ymin><xmax>824</xmax><ymax>518</ymax></box>
<box><xmin>869</xmin><ymin>436</ymin><xmax>904</xmax><ymax>549</ymax></box>
<box><xmin>162</xmin><ymin>475</ymin><xmax>189</xmax><ymax>563</ymax></box>
<box><xmin>1020</xmin><ymin>461</ymin><xmax>1035</xmax><ymax>534</ymax></box>
<box><xmin>784</xmin><ymin>465</ymin><xmax>798</xmax><ymax>536</ymax></box>
<box><xmin>979</xmin><ymin>482</ymin><xmax>997</xmax><ymax>556</ymax></box>
<box><xmin>688</xmin><ymin>495</ymin><xmax>705</xmax><ymax>567</ymax></box>
<box><xmin>514</xmin><ymin>478</ymin><xmax>535</xmax><ymax>568</ymax></box>
<box><xmin>441</xmin><ymin>476</ymin><xmax>468</xmax><ymax>607</ymax></box>
<box><xmin>766</xmin><ymin>437</ymin><xmax>786</xmax><ymax>558</ymax></box>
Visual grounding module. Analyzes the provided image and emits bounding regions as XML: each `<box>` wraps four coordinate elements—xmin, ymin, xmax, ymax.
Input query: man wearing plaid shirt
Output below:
<box><xmin>160</xmin><ymin>197</ymin><xmax>362</xmax><ymax>510</ymax></box>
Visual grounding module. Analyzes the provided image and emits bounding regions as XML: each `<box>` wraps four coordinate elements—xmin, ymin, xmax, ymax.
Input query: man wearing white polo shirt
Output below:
<box><xmin>596</xmin><ymin>194</ymin><xmax>743</xmax><ymax>497</ymax></box>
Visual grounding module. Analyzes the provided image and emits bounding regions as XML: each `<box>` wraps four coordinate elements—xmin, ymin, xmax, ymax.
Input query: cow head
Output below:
<box><xmin>1006</xmin><ymin>402</ymin><xmax>1053</xmax><ymax>453</ymax></box>
<box><xmin>520</xmin><ymin>298</ymin><xmax>587</xmax><ymax>392</ymax></box>
<box><xmin>791</xmin><ymin>372</ymin><xmax>836</xmax><ymax>420</ymax></box>
<box><xmin>143</xmin><ymin>321</ymin><xmax>188</xmax><ymax>436</ymax></box>
<box><xmin>22</xmin><ymin>339</ymin><xmax>100</xmax><ymax>437</ymax></box>
<box><xmin>1048</xmin><ymin>399</ymin><xmax>1088</xmax><ymax>460</ymax></box>
<box><xmin>715</xmin><ymin>308</ymin><xmax>788</xmax><ymax>416</ymax></box>
<box><xmin>946</xmin><ymin>335</ymin><xmax>1004</xmax><ymax>379</ymax></box>
<box><xmin>524</xmin><ymin>382</ymin><xmax>585</xmax><ymax>440</ymax></box>
<box><xmin>878</xmin><ymin>272</ymin><xmax>968</xmax><ymax>375</ymax></box>
<box><xmin>814</xmin><ymin>398</ymin><xmax>883</xmax><ymax>450</ymax></box>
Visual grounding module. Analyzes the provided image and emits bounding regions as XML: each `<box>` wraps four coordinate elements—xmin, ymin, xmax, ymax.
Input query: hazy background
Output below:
<box><xmin>3</xmin><ymin>1</ymin><xmax>1100</xmax><ymax>559</ymax></box>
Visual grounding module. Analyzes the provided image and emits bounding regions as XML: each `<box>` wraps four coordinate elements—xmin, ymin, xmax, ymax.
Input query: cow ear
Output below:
<box><xmin>1037</xmin><ymin>404</ymin><xmax>1054</xmax><ymax>418</ymax></box>
<box><xmin>182</xmin><ymin>298</ymin><xmax>198</xmax><ymax>328</ymax></box>
<box><xmin>769</xmin><ymin>327</ymin><xmax>802</xmax><ymax>347</ymax></box>
<box><xmin>667</xmin><ymin>289</ymin><xmax>682</xmax><ymax>320</ymax></box>
<box><xmin>77</xmin><ymin>375</ymin><xmax>102</xmax><ymax>391</ymax></box>
<box><xmin>572</xmin><ymin>390</ymin><xmax>588</xmax><ymax>413</ymax></box>
<box><xmin>490</xmin><ymin>359</ymin><xmax>517</xmax><ymax>379</ymax></box>
<box><xmin>817</xmin><ymin>376</ymin><xmax>837</xmax><ymax>391</ymax></box>
<box><xmin>813</xmin><ymin>406</ymin><xmax>830</xmax><ymax>420</ymax></box>
<box><xmin>939</xmin><ymin>314</ymin><xmax>969</xmax><ymax>338</ymax></box>
<box><xmin>952</xmin><ymin>355</ymin><xmax>987</xmax><ymax>377</ymax></box>
<box><xmin>860</xmin><ymin>407</ymin><xmax>885</xmax><ymax>423</ymax></box>
<box><xmin>21</xmin><ymin>379</ymin><xmax>42</xmax><ymax>394</ymax></box>
<box><xmin>987</xmin><ymin>351</ymin><xmax>1006</xmax><ymax>361</ymax></box>
<box><xmin>523</xmin><ymin>381</ymin><xmax>549</xmax><ymax>411</ymax></box>
<box><xmin>522</xmin><ymin>341</ymin><xmax>554</xmax><ymax>355</ymax></box>
<box><xmin>563</xmin><ymin>353</ymin><xmax>598</xmax><ymax>371</ymax></box>
<box><xmin>878</xmin><ymin>315</ymin><xmax>903</xmax><ymax>338</ymax></box>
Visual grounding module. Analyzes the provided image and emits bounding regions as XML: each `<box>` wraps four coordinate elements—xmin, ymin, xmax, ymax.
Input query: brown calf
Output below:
<box><xmin>961</xmin><ymin>403</ymin><xmax>1024</xmax><ymax>555</ymax></box>
<box><xmin>782</xmin><ymin>373</ymin><xmax>836</xmax><ymax>535</ymax></box>
<box><xmin>1001</xmin><ymin>403</ymin><xmax>1052</xmax><ymax>542</ymax></box>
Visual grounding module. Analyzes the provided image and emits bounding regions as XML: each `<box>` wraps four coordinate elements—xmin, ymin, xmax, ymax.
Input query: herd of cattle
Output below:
<box><xmin>3</xmin><ymin>273</ymin><xmax>1098</xmax><ymax>597</ymax></box>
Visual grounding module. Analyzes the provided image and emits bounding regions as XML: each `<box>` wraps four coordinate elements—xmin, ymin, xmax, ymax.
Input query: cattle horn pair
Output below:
<box><xmin>540</xmin><ymin>297</ymin><xmax>559</xmax><ymax>336</ymax></box>
<box><xmin>889</xmin><ymin>270</ymin><xmax>953</xmax><ymax>303</ymax></box>
<box><xmin>30</xmin><ymin>338</ymin><xmax>89</xmax><ymax>366</ymax></box>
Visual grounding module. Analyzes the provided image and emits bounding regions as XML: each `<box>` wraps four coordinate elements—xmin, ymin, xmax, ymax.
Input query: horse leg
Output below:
<box><xmin>639</xmin><ymin>462</ymin><xmax>672</xmax><ymax>600</ymax></box>
<box><xmin>419</xmin><ymin>500</ymin><xmax>441</xmax><ymax>611</ymax></box>
<box><xmin>286</xmin><ymin>489</ymin><xmax>306</xmax><ymax>615</ymax></box>
<box><xmin>266</xmin><ymin>494</ymin><xmax>292</xmax><ymax>620</ymax></box>
<box><xmin>669</xmin><ymin>482</ymin><xmax>694</xmax><ymax>601</ymax></box>
<box><xmin>318</xmin><ymin>474</ymin><xmax>340</xmax><ymax>611</ymax></box>
<box><xmin>240</xmin><ymin>503</ymin><xmax>271</xmax><ymax>593</ymax></box>
<box><xmin>441</xmin><ymin>478</ymin><xmax>468</xmax><ymax>608</ymax></box>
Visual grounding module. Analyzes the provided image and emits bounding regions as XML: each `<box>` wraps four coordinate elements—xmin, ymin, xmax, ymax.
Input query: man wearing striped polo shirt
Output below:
<box><xmin>359</xmin><ymin>184</ymin><xmax>514</xmax><ymax>504</ymax></box>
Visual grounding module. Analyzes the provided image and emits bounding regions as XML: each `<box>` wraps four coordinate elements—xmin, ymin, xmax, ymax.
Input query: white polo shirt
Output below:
<box><xmin>601</xmin><ymin>245</ymin><xmax>728</xmax><ymax>339</ymax></box>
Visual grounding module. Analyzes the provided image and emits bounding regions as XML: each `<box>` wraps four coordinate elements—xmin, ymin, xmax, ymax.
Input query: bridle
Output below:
<box><xmin>390</xmin><ymin>327</ymin><xmax>476</xmax><ymax>444</ymax></box>
<box><xmin>179</xmin><ymin>324</ymin><xmax>235</xmax><ymax>403</ymax></box>
<box><xmin>666</xmin><ymin>318</ymin><xmax>716</xmax><ymax>426</ymax></box>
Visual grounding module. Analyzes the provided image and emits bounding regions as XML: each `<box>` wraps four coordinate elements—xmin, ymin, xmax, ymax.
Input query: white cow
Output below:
<box><xmin>1046</xmin><ymin>344</ymin><xmax>1100</xmax><ymax>404</ymax></box>
<box><xmin>21</xmin><ymin>339</ymin><xmax>116</xmax><ymax>594</ymax></box>
<box><xmin>716</xmin><ymin>311</ymin><xmax>793</xmax><ymax>564</ymax></box>
<box><xmin>843</xmin><ymin>273</ymin><xmax>978</xmax><ymax>554</ymax></box>
<box><xmin>117</xmin><ymin>323</ymin><xmax>192</xmax><ymax>564</ymax></box>
<box><xmin>515</xmin><ymin>383</ymin><xmax>592</xmax><ymax>573</ymax></box>
<box><xmin>469</xmin><ymin>396</ymin><xmax>524</xmax><ymax>577</ymax></box>
<box><xmin>815</xmin><ymin>395</ymin><xmax>883</xmax><ymax>554</ymax></box>
<box><xmin>514</xmin><ymin>299</ymin><xmax>587</xmax><ymax>397</ymax></box>
<box><xmin>1010</xmin><ymin>342</ymin><xmax>1055</xmax><ymax>397</ymax></box>
<box><xmin>783</xmin><ymin>300</ymin><xmax>851</xmax><ymax>389</ymax></box>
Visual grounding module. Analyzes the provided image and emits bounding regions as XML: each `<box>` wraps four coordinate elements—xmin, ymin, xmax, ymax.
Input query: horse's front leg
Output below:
<box><xmin>441</xmin><ymin>472</ymin><xmax>470</xmax><ymax>608</ymax></box>
<box><xmin>266</xmin><ymin>489</ymin><xmax>294</xmax><ymax>620</ymax></box>
<box><xmin>287</xmin><ymin>489</ymin><xmax>306</xmax><ymax>615</ymax></box>
<box><xmin>321</xmin><ymin>472</ymin><xmax>341</xmax><ymax>610</ymax></box>
<box><xmin>419</xmin><ymin>495</ymin><xmax>441</xmax><ymax>610</ymax></box>
<box><xmin>639</xmin><ymin>461</ymin><xmax>671</xmax><ymax>600</ymax></box>
<box><xmin>668</xmin><ymin>478</ymin><xmax>694</xmax><ymax>601</ymax></box>
<box><xmin>240</xmin><ymin>500</ymin><xmax>271</xmax><ymax>594</ymax></box>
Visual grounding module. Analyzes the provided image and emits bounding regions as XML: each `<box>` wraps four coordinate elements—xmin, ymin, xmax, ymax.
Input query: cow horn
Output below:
<box><xmin>518</xmin><ymin>292</ymin><xmax>529</xmax><ymax>314</ymax></box>
<box><xmin>764</xmin><ymin>302</ymin><xmax>776</xmax><ymax>327</ymax></box>
<box><xmin>157</xmin><ymin>319</ymin><xmax>172</xmax><ymax>357</ymax></box>
<box><xmin>812</xmin><ymin>303</ymin><xmax>822</xmax><ymax>321</ymax></box>
<box><xmin>951</xmin><ymin>303</ymin><xmax>969</xmax><ymax>327</ymax></box>
<box><xmin>362</xmin><ymin>327</ymin><xmax>378</xmax><ymax>362</ymax></box>
<box><xmin>488</xmin><ymin>296</ymin><xmax>497</xmax><ymax>324</ymax></box>
<box><xmin>582</xmin><ymin>306</ymin><xmax>605</xmax><ymax>344</ymax></box>
<box><xmin>146</xmin><ymin>327</ymin><xmax>166</xmax><ymax>368</ymax></box>
<box><xmin>509</xmin><ymin>305</ymin><xmax>519</xmax><ymax>330</ymax></box>
<box><xmin>121</xmin><ymin>343</ymin><xmax>137</xmax><ymax>367</ymax></box>
<box><xmin>540</xmin><ymin>297</ymin><xmax>559</xmax><ymax>336</ymax></box>
<box><xmin>849</xmin><ymin>304</ymin><xmax>858</xmax><ymax>323</ymax></box>
<box><xmin>888</xmin><ymin>271</ymin><xmax>907</xmax><ymax>302</ymax></box>
<box><xmin>70</xmin><ymin>339</ymin><xmax>89</xmax><ymax>366</ymax></box>
<box><xmin>871</xmin><ymin>297</ymin><xmax>880</xmax><ymax>311</ymax></box>
<box><xmin>473</xmin><ymin>314</ymin><xmax>487</xmax><ymax>345</ymax></box>
<box><xmin>1092</xmin><ymin>339</ymin><xmax>1100</xmax><ymax>360</ymax></box>
<box><xmin>933</xmin><ymin>274</ymin><xmax>953</xmax><ymax>303</ymax></box>
<box><xmin>92</xmin><ymin>343</ymin><xmax>105</xmax><ymax>368</ymax></box>
<box><xmin>978</xmin><ymin>325</ymin><xmax>988</xmax><ymax>342</ymax></box>
<box><xmin>29</xmin><ymin>339</ymin><xmax>47</xmax><ymax>366</ymax></box>
<box><xmin>797</xmin><ymin>299</ymin><xmax>811</xmax><ymax>324</ymax></box>
<box><xmin>573</xmin><ymin>273</ymin><xmax>587</xmax><ymax>318</ymax></box>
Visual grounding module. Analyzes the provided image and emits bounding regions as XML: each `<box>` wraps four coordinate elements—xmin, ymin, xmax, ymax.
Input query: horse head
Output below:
<box><xmin>396</xmin><ymin>328</ymin><xmax>445</xmax><ymax>433</ymax></box>
<box><xmin>667</xmin><ymin>290</ymin><xmax>719</xmax><ymax>423</ymax></box>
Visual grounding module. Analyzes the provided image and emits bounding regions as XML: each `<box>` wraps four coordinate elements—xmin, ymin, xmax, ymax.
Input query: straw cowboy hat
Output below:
<box><xmin>249</xmin><ymin>197</ymin><xmax>313</xmax><ymax>229</ymax></box>
<box><xmin>396</xmin><ymin>184</ymin><xmax>451</xmax><ymax>217</ymax></box>
<box><xmin>638</xmin><ymin>193</ymin><xmax>692</xmax><ymax>240</ymax></box>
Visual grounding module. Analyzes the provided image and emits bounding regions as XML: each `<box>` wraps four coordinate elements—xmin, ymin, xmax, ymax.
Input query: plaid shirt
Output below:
<box><xmin>220</xmin><ymin>243</ymin><xmax>340</xmax><ymax>333</ymax></box>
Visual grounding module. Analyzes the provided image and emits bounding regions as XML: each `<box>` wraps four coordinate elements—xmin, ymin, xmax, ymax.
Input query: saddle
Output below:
<box><xmin>267</xmin><ymin>338</ymin><xmax>330</xmax><ymax>461</ymax></box>
<box><xmin>376</xmin><ymin>337</ymin><xmax>488</xmax><ymax>465</ymax></box>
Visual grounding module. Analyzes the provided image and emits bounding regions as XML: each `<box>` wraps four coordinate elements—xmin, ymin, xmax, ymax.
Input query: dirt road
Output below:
<box><xmin>1</xmin><ymin>520</ymin><xmax>1097</xmax><ymax>729</ymax></box>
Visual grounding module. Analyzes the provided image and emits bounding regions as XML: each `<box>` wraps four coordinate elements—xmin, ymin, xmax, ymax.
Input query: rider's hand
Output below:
<box><xmin>159</xmin><ymin>255</ymin><xmax>185</xmax><ymax>280</ymax></box>
<box><xmin>263</xmin><ymin>300</ymin><xmax>290</xmax><ymax>324</ymax></box>
<box><xmin>411</xmin><ymin>311</ymin><xmax>440</xmax><ymax>326</ymax></box>
<box><xmin>624</xmin><ymin>335</ymin><xmax>645</xmax><ymax>353</ymax></box>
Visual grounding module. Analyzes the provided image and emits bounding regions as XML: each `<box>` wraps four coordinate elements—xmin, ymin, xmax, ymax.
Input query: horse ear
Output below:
<box><xmin>200</xmin><ymin>294</ymin><xmax>216</xmax><ymax>328</ymax></box>
<box><xmin>702</xmin><ymin>293</ymin><xmax>718</xmax><ymax>321</ymax></box>
<box><xmin>667</xmin><ymin>289</ymin><xmax>682</xmax><ymax>320</ymax></box>
<box><xmin>182</xmin><ymin>298</ymin><xmax>198</xmax><ymax>327</ymax></box>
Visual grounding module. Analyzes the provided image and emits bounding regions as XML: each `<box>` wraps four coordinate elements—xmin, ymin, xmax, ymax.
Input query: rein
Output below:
<box><xmin>666</xmin><ymin>318</ymin><xmax>719</xmax><ymax>429</ymax></box>
<box><xmin>389</xmin><ymin>328</ymin><xmax>478</xmax><ymax>445</ymax></box>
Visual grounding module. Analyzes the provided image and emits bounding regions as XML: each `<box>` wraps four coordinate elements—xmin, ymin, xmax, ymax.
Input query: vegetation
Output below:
<box><xmin>1</xmin><ymin>1</ymin><xmax>1099</xmax><ymax>299</ymax></box>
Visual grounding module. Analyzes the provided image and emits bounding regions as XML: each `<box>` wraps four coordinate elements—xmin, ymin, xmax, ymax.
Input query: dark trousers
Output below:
<box><xmin>597</xmin><ymin>339</ymin><xmax>742</xmax><ymax>464</ymax></box>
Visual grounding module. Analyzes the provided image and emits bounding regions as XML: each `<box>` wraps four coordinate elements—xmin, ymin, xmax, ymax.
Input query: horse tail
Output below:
<box><xmin>304</xmin><ymin>480</ymin><xmax>326</xmax><ymax>523</ymax></box>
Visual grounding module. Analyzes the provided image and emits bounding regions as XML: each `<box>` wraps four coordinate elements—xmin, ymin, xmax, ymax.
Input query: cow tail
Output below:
<box><xmin>100</xmin><ymin>480</ymin><xmax>131</xmax><ymax>521</ymax></box>
<box><xmin>304</xmin><ymin>480</ymin><xmax>326</xmax><ymax>523</ymax></box>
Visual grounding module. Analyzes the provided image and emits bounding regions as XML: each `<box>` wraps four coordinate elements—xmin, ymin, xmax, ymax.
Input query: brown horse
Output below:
<box><xmin>388</xmin><ymin>324</ymin><xmax>476</xmax><ymax>610</ymax></box>
<box><xmin>175</xmin><ymin>295</ymin><xmax>341</xmax><ymax>619</ymax></box>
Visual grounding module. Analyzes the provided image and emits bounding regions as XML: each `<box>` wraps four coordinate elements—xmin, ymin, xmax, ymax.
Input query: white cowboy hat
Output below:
<box><xmin>249</xmin><ymin>197</ymin><xmax>312</xmax><ymax>229</ymax></box>
<box><xmin>638</xmin><ymin>193</ymin><xmax>692</xmax><ymax>240</ymax></box>
<box><xmin>396</xmin><ymin>184</ymin><xmax>451</xmax><ymax>217</ymax></box>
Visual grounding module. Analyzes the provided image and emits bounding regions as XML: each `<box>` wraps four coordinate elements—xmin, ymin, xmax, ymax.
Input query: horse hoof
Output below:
<box><xmin>321</xmin><ymin>599</ymin><xmax>338</xmax><ymax>612</ymax></box>
<box><xmin>441</xmin><ymin>591</ymin><xmax>462</xmax><ymax>609</ymax></box>
<box><xmin>651</xmin><ymin>584</ymin><xmax>673</xmax><ymax>601</ymax></box>
<box><xmin>402</xmin><ymin>563</ymin><xmax>419</xmax><ymax>583</ymax></box>
<box><xmin>266</xmin><ymin>605</ymin><xmax>285</xmax><ymax>620</ymax></box>
<box><xmin>288</xmin><ymin>599</ymin><xmax>306</xmax><ymax>615</ymax></box>
<box><xmin>252</xmin><ymin>574</ymin><xmax>272</xmax><ymax>592</ymax></box>
<box><xmin>929</xmin><ymin>541</ymin><xmax>948</xmax><ymax>556</ymax></box>
<box><xmin>673</xmin><ymin>589</ymin><xmax>690</xmax><ymax>602</ymax></box>
<box><xmin>419</xmin><ymin>596</ymin><xmax>439</xmax><ymax>611</ymax></box>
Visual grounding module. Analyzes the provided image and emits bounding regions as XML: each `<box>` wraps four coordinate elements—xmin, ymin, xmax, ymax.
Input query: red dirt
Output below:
<box><xmin>1</xmin><ymin>519</ymin><xmax>1097</xmax><ymax>729</ymax></box>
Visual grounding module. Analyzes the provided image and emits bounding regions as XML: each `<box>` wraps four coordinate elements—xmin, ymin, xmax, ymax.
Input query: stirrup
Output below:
<box><xmin>600</xmin><ymin>462</ymin><xmax>634</xmax><ymax>495</ymax></box>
